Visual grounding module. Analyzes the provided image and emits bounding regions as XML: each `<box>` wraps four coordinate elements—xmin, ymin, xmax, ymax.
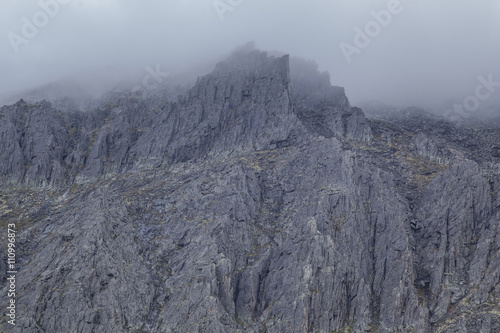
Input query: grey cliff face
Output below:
<box><xmin>0</xmin><ymin>48</ymin><xmax>499</xmax><ymax>332</ymax></box>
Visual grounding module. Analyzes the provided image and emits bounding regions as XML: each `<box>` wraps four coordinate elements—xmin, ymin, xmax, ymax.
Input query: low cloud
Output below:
<box><xmin>1</xmin><ymin>0</ymin><xmax>499</xmax><ymax>114</ymax></box>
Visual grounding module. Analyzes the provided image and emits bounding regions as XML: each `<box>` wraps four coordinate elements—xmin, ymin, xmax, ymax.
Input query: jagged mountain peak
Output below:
<box><xmin>0</xmin><ymin>48</ymin><xmax>372</xmax><ymax>186</ymax></box>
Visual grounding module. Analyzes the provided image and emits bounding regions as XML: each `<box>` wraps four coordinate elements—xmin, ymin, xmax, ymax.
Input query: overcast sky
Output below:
<box><xmin>1</xmin><ymin>0</ymin><xmax>499</xmax><ymax>110</ymax></box>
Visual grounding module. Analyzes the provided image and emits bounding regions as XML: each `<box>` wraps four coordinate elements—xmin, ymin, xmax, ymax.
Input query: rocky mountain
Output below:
<box><xmin>0</xmin><ymin>47</ymin><xmax>499</xmax><ymax>332</ymax></box>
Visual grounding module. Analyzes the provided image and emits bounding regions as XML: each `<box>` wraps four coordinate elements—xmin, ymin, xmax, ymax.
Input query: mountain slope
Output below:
<box><xmin>0</xmin><ymin>47</ymin><xmax>499</xmax><ymax>332</ymax></box>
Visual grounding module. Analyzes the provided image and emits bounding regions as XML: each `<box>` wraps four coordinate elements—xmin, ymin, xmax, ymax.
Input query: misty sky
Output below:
<box><xmin>1</xmin><ymin>0</ymin><xmax>499</xmax><ymax>110</ymax></box>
